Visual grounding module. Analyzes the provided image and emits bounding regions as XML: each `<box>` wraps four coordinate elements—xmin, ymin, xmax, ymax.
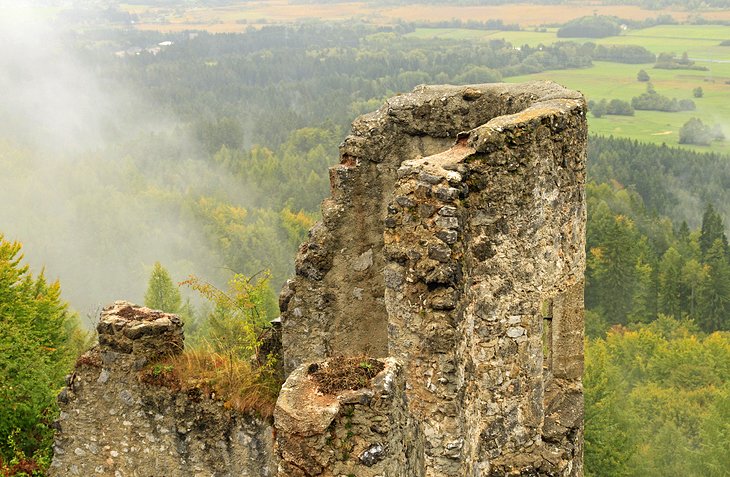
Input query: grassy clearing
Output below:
<box><xmin>409</xmin><ymin>25</ymin><xmax>730</xmax><ymax>59</ymax></box>
<box><xmin>629</xmin><ymin>24</ymin><xmax>730</xmax><ymax>41</ymax></box>
<box><xmin>380</xmin><ymin>4</ymin><xmax>730</xmax><ymax>26</ymax></box>
<box><xmin>407</xmin><ymin>28</ymin><xmax>566</xmax><ymax>45</ymax></box>
<box><xmin>468</xmin><ymin>25</ymin><xmax>730</xmax><ymax>153</ymax></box>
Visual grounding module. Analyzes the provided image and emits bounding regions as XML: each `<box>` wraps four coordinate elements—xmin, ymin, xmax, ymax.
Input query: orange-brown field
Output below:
<box><xmin>122</xmin><ymin>1</ymin><xmax>730</xmax><ymax>33</ymax></box>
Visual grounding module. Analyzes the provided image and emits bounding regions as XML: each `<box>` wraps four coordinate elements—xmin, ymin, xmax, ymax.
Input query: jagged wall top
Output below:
<box><xmin>281</xmin><ymin>81</ymin><xmax>585</xmax><ymax>373</ymax></box>
<box><xmin>96</xmin><ymin>300</ymin><xmax>184</xmax><ymax>361</ymax></box>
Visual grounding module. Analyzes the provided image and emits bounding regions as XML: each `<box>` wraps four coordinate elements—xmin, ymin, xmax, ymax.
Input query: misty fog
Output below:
<box><xmin>0</xmin><ymin>9</ymin><xmax>240</xmax><ymax>321</ymax></box>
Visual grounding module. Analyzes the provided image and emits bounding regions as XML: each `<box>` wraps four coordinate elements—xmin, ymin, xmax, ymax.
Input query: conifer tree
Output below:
<box><xmin>700</xmin><ymin>204</ymin><xmax>728</xmax><ymax>257</ymax></box>
<box><xmin>629</xmin><ymin>257</ymin><xmax>655</xmax><ymax>324</ymax></box>
<box><xmin>588</xmin><ymin>212</ymin><xmax>646</xmax><ymax>325</ymax></box>
<box><xmin>681</xmin><ymin>258</ymin><xmax>705</xmax><ymax>320</ymax></box>
<box><xmin>658</xmin><ymin>247</ymin><xmax>683</xmax><ymax>319</ymax></box>
<box><xmin>697</xmin><ymin>239</ymin><xmax>730</xmax><ymax>332</ymax></box>
<box><xmin>0</xmin><ymin>234</ymin><xmax>80</xmax><ymax>460</ymax></box>
<box><xmin>144</xmin><ymin>262</ymin><xmax>182</xmax><ymax>314</ymax></box>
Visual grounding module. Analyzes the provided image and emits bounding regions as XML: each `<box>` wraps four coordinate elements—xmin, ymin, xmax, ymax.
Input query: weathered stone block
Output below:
<box><xmin>274</xmin><ymin>357</ymin><xmax>422</xmax><ymax>477</ymax></box>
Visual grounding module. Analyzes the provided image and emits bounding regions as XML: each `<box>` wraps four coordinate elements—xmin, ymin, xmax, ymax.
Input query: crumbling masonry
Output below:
<box><xmin>277</xmin><ymin>81</ymin><xmax>586</xmax><ymax>476</ymax></box>
<box><xmin>51</xmin><ymin>81</ymin><xmax>586</xmax><ymax>477</ymax></box>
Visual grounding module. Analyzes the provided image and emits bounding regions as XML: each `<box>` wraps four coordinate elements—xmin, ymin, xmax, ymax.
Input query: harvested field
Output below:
<box><xmin>120</xmin><ymin>1</ymin><xmax>730</xmax><ymax>32</ymax></box>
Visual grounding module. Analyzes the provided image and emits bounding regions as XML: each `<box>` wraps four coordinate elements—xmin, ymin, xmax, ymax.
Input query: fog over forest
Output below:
<box><xmin>0</xmin><ymin>11</ymin><xmax>239</xmax><ymax>320</ymax></box>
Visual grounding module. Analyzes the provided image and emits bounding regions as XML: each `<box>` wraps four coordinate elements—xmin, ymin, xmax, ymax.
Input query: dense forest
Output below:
<box><xmin>1</xmin><ymin>16</ymin><xmax>728</xmax><ymax>476</ymax></box>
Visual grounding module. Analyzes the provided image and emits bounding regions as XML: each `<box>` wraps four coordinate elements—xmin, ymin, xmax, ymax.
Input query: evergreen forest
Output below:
<box><xmin>0</xmin><ymin>6</ymin><xmax>728</xmax><ymax>476</ymax></box>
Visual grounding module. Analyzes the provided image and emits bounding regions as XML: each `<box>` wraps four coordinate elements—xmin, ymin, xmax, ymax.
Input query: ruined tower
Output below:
<box><xmin>50</xmin><ymin>81</ymin><xmax>586</xmax><ymax>477</ymax></box>
<box><xmin>277</xmin><ymin>81</ymin><xmax>587</xmax><ymax>476</ymax></box>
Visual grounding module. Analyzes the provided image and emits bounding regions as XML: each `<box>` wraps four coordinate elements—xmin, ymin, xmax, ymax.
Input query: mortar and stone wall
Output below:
<box><xmin>51</xmin><ymin>82</ymin><xmax>586</xmax><ymax>477</ymax></box>
<box><xmin>50</xmin><ymin>302</ymin><xmax>274</xmax><ymax>477</ymax></box>
<box><xmin>280</xmin><ymin>81</ymin><xmax>586</xmax><ymax>476</ymax></box>
<box><xmin>274</xmin><ymin>357</ymin><xmax>423</xmax><ymax>477</ymax></box>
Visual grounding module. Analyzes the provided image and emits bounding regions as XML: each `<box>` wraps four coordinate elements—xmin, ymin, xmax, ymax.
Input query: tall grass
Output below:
<box><xmin>140</xmin><ymin>271</ymin><xmax>283</xmax><ymax>418</ymax></box>
<box><xmin>163</xmin><ymin>343</ymin><xmax>280</xmax><ymax>418</ymax></box>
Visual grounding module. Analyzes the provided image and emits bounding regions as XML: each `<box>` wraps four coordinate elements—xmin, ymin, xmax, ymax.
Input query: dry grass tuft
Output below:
<box><xmin>140</xmin><ymin>344</ymin><xmax>281</xmax><ymax>418</ymax></box>
<box><xmin>308</xmin><ymin>356</ymin><xmax>384</xmax><ymax>395</ymax></box>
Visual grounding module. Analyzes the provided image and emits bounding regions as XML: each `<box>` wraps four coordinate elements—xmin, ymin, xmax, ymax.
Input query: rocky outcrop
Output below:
<box><xmin>50</xmin><ymin>301</ymin><xmax>274</xmax><ymax>477</ymax></box>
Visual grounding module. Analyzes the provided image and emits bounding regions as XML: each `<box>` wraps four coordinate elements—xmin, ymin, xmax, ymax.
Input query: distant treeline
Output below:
<box><xmin>406</xmin><ymin>18</ymin><xmax>520</xmax><ymax>31</ymax></box>
<box><xmin>86</xmin><ymin>24</ymin><xmax>600</xmax><ymax>148</ymax></box>
<box><xmin>593</xmin><ymin>44</ymin><xmax>655</xmax><ymax>63</ymax></box>
<box><xmin>82</xmin><ymin>23</ymin><xmax>666</xmax><ymax>153</ymax></box>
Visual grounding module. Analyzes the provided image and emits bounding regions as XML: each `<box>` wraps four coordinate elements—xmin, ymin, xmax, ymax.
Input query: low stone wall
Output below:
<box><xmin>50</xmin><ymin>301</ymin><xmax>274</xmax><ymax>477</ymax></box>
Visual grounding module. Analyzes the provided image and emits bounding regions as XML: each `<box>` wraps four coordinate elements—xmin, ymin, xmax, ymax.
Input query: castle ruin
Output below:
<box><xmin>51</xmin><ymin>81</ymin><xmax>587</xmax><ymax>477</ymax></box>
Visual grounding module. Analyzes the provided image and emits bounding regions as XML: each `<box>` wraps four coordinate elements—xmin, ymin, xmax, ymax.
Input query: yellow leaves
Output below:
<box><xmin>590</xmin><ymin>246</ymin><xmax>605</xmax><ymax>262</ymax></box>
<box><xmin>280</xmin><ymin>208</ymin><xmax>315</xmax><ymax>230</ymax></box>
<box><xmin>280</xmin><ymin>207</ymin><xmax>316</xmax><ymax>248</ymax></box>
<box><xmin>614</xmin><ymin>213</ymin><xmax>633</xmax><ymax>228</ymax></box>
<box><xmin>179</xmin><ymin>275</ymin><xmax>223</xmax><ymax>304</ymax></box>
<box><xmin>0</xmin><ymin>234</ymin><xmax>28</xmax><ymax>279</ymax></box>
<box><xmin>196</xmin><ymin>196</ymin><xmax>248</xmax><ymax>224</ymax></box>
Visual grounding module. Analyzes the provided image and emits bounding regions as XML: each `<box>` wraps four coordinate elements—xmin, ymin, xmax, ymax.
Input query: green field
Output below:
<box><xmin>408</xmin><ymin>25</ymin><xmax>730</xmax><ymax>56</ymax></box>
<box><xmin>510</xmin><ymin>61</ymin><xmax>730</xmax><ymax>154</ymax></box>
<box><xmin>409</xmin><ymin>25</ymin><xmax>730</xmax><ymax>153</ymax></box>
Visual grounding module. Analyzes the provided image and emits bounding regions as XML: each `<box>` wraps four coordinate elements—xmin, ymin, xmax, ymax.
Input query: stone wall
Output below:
<box><xmin>50</xmin><ymin>301</ymin><xmax>274</xmax><ymax>477</ymax></box>
<box><xmin>278</xmin><ymin>82</ymin><xmax>587</xmax><ymax>476</ymax></box>
<box><xmin>386</xmin><ymin>91</ymin><xmax>586</xmax><ymax>476</ymax></box>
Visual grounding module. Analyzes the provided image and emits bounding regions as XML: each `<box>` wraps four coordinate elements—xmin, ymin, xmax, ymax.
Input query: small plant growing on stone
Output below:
<box><xmin>181</xmin><ymin>271</ymin><xmax>276</xmax><ymax>361</ymax></box>
<box><xmin>308</xmin><ymin>357</ymin><xmax>384</xmax><ymax>394</ymax></box>
<box><xmin>152</xmin><ymin>364</ymin><xmax>174</xmax><ymax>377</ymax></box>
